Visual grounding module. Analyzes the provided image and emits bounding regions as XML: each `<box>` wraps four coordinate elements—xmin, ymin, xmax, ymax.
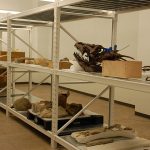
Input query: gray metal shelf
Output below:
<box><xmin>70</xmin><ymin>0</ymin><xmax>150</xmax><ymax>13</ymax></box>
<box><xmin>1</xmin><ymin>60</ymin><xmax>150</xmax><ymax>93</ymax></box>
<box><xmin>0</xmin><ymin>0</ymin><xmax>149</xmax><ymax>26</ymax></box>
<box><xmin>1</xmin><ymin>0</ymin><xmax>113</xmax><ymax>26</ymax></box>
<box><xmin>1</xmin><ymin>0</ymin><xmax>150</xmax><ymax>150</ymax></box>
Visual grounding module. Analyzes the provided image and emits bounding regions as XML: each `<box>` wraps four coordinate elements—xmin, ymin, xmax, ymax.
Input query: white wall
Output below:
<box><xmin>0</xmin><ymin>0</ymin><xmax>35</xmax><ymax>12</ymax></box>
<box><xmin>59</xmin><ymin>18</ymin><xmax>112</xmax><ymax>59</ymax></box>
<box><xmin>36</xmin><ymin>27</ymin><xmax>52</xmax><ymax>59</ymax></box>
<box><xmin>137</xmin><ymin>9</ymin><xmax>150</xmax><ymax>65</ymax></box>
<box><xmin>135</xmin><ymin>9</ymin><xmax>150</xmax><ymax>115</ymax></box>
<box><xmin>117</xmin><ymin>12</ymin><xmax>139</xmax><ymax>59</ymax></box>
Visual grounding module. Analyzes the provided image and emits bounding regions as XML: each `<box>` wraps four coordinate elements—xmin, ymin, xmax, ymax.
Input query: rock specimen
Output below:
<box><xmin>74</xmin><ymin>42</ymin><xmax>134</xmax><ymax>72</ymax></box>
<box><xmin>39</xmin><ymin>106</ymin><xmax>68</xmax><ymax>118</ymax></box>
<box><xmin>66</xmin><ymin>103</ymin><xmax>82</xmax><ymax>116</ymax></box>
<box><xmin>32</xmin><ymin>101</ymin><xmax>52</xmax><ymax>113</ymax></box>
<box><xmin>71</xmin><ymin>124</ymin><xmax>136</xmax><ymax>144</ymax></box>
<box><xmin>13</xmin><ymin>98</ymin><xmax>32</xmax><ymax>111</ymax></box>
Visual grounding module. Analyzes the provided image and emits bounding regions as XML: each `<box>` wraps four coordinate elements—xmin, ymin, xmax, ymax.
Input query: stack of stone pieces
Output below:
<box><xmin>31</xmin><ymin>90</ymin><xmax>83</xmax><ymax>118</ymax></box>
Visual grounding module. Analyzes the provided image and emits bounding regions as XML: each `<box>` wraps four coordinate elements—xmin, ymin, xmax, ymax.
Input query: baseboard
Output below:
<box><xmin>114</xmin><ymin>100</ymin><xmax>135</xmax><ymax>108</ymax></box>
<box><xmin>135</xmin><ymin>111</ymin><xmax>150</xmax><ymax>119</ymax></box>
<box><xmin>16</xmin><ymin>82</ymin><xmax>51</xmax><ymax>85</ymax></box>
<box><xmin>16</xmin><ymin>82</ymin><xmax>30</xmax><ymax>84</ymax></box>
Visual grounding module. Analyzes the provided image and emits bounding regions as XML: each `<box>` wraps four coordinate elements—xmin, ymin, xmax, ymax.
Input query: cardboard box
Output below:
<box><xmin>34</xmin><ymin>58</ymin><xmax>49</xmax><ymax>67</ymax></box>
<box><xmin>102</xmin><ymin>60</ymin><xmax>142</xmax><ymax>78</ymax></box>
<box><xmin>59</xmin><ymin>61</ymin><xmax>72</xmax><ymax>69</ymax></box>
<box><xmin>48</xmin><ymin>61</ymin><xmax>72</xmax><ymax>69</ymax></box>
<box><xmin>0</xmin><ymin>51</ymin><xmax>25</xmax><ymax>61</ymax></box>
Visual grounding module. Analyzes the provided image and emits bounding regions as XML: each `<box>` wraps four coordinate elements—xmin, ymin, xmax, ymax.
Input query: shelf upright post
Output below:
<box><xmin>11</xmin><ymin>29</ymin><xmax>15</xmax><ymax>50</ymax></box>
<box><xmin>51</xmin><ymin>23</ymin><xmax>54</xmax><ymax>102</ymax></box>
<box><xmin>0</xmin><ymin>31</ymin><xmax>2</xmax><ymax>51</ymax></box>
<box><xmin>51</xmin><ymin>0</ymin><xmax>60</xmax><ymax>149</ymax></box>
<box><xmin>108</xmin><ymin>13</ymin><xmax>118</xmax><ymax>126</ymax></box>
<box><xmin>6</xmin><ymin>17</ymin><xmax>12</xmax><ymax>117</ymax></box>
<box><xmin>111</xmin><ymin>13</ymin><xmax>118</xmax><ymax>50</ymax></box>
<box><xmin>28</xmin><ymin>29</ymin><xmax>32</xmax><ymax>101</ymax></box>
<box><xmin>51</xmin><ymin>24</ymin><xmax>54</xmax><ymax>61</ymax></box>
<box><xmin>108</xmin><ymin>85</ymin><xmax>115</xmax><ymax>127</ymax></box>
<box><xmin>11</xmin><ymin>29</ymin><xmax>16</xmax><ymax>104</ymax></box>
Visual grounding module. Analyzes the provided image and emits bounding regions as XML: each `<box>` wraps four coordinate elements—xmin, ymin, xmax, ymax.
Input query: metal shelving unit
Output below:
<box><xmin>0</xmin><ymin>0</ymin><xmax>150</xmax><ymax>150</ymax></box>
<box><xmin>0</xmin><ymin>24</ymin><xmax>30</xmax><ymax>107</ymax></box>
<box><xmin>0</xmin><ymin>23</ymin><xmax>33</xmax><ymax>113</ymax></box>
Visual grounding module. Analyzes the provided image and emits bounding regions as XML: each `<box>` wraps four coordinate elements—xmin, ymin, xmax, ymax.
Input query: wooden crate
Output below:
<box><xmin>0</xmin><ymin>51</ymin><xmax>25</xmax><ymax>61</ymax></box>
<box><xmin>102</xmin><ymin>60</ymin><xmax>142</xmax><ymax>78</ymax></box>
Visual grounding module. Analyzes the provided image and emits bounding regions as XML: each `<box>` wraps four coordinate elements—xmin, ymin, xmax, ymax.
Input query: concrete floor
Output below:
<box><xmin>0</xmin><ymin>84</ymin><xmax>149</xmax><ymax>150</ymax></box>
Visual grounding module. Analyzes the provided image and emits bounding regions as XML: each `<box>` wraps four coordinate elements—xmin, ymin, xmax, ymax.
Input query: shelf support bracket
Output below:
<box><xmin>17</xmin><ymin>74</ymin><xmax>51</xmax><ymax>100</ymax></box>
<box><xmin>60</xmin><ymin>24</ymin><xmax>79</xmax><ymax>42</ymax></box>
<box><xmin>0</xmin><ymin>87</ymin><xmax>7</xmax><ymax>94</ymax></box>
<box><xmin>0</xmin><ymin>31</ymin><xmax>2</xmax><ymax>50</ymax></box>
<box><xmin>51</xmin><ymin>1</ymin><xmax>61</xmax><ymax>149</ymax></box>
<box><xmin>0</xmin><ymin>38</ymin><xmax>9</xmax><ymax>47</ymax></box>
<box><xmin>11</xmin><ymin>31</ymin><xmax>45</xmax><ymax>59</ymax></box>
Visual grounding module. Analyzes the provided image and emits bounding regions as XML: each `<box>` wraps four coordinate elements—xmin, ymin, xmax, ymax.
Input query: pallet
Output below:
<box><xmin>27</xmin><ymin>109</ymin><xmax>103</xmax><ymax>136</ymax></box>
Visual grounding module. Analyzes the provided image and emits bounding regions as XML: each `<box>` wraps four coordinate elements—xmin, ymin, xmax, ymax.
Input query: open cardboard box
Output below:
<box><xmin>0</xmin><ymin>51</ymin><xmax>25</xmax><ymax>61</ymax></box>
<box><xmin>102</xmin><ymin>60</ymin><xmax>142</xmax><ymax>78</ymax></box>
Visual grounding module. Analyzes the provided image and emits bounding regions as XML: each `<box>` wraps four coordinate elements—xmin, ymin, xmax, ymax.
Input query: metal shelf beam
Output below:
<box><xmin>10</xmin><ymin>63</ymin><xmax>54</xmax><ymax>74</ymax></box>
<box><xmin>56</xmin><ymin>69</ymin><xmax>150</xmax><ymax>93</ymax></box>
<box><xmin>7</xmin><ymin>107</ymin><xmax>52</xmax><ymax>138</ymax></box>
